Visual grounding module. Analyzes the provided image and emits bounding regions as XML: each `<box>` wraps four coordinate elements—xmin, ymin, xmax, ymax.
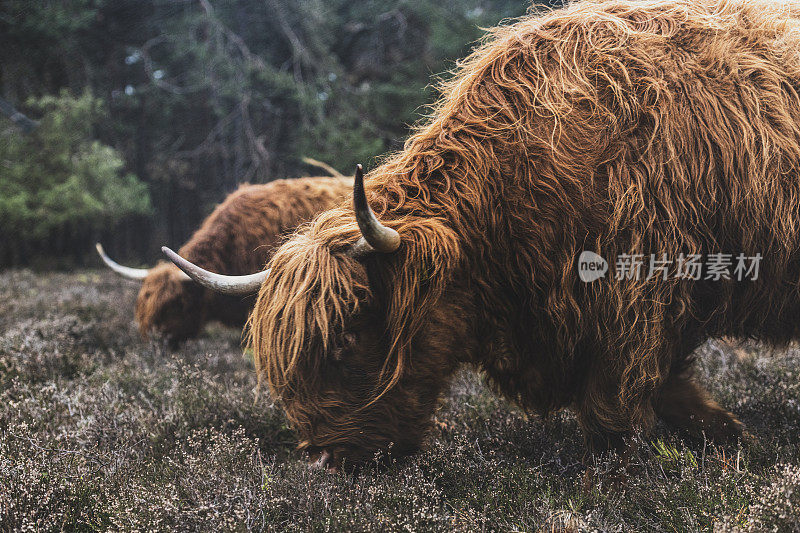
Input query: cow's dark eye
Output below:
<box><xmin>331</xmin><ymin>331</ymin><xmax>358</xmax><ymax>363</ymax></box>
<box><xmin>342</xmin><ymin>332</ymin><xmax>357</xmax><ymax>347</ymax></box>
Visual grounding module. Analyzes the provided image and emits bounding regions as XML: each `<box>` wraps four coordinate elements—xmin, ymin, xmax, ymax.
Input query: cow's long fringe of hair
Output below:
<box><xmin>250</xmin><ymin>0</ymin><xmax>800</xmax><ymax>424</ymax></box>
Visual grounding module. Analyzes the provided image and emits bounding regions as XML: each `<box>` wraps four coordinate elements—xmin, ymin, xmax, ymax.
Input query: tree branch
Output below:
<box><xmin>0</xmin><ymin>97</ymin><xmax>39</xmax><ymax>134</ymax></box>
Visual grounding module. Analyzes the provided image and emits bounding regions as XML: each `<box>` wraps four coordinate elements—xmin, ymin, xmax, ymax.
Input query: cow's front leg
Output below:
<box><xmin>653</xmin><ymin>369</ymin><xmax>744</xmax><ymax>442</ymax></box>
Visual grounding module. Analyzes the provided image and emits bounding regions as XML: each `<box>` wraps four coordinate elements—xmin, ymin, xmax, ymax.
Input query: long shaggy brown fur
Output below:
<box><xmin>249</xmin><ymin>0</ymin><xmax>800</xmax><ymax>468</ymax></box>
<box><xmin>136</xmin><ymin>176</ymin><xmax>351</xmax><ymax>342</ymax></box>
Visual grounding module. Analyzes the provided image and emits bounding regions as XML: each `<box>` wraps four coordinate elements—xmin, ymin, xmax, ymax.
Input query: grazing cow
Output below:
<box><xmin>166</xmin><ymin>0</ymin><xmax>800</xmax><ymax>470</ymax></box>
<box><xmin>99</xmin><ymin>175</ymin><xmax>351</xmax><ymax>343</ymax></box>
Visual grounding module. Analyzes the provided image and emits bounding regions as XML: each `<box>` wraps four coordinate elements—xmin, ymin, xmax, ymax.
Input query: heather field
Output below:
<box><xmin>2</xmin><ymin>270</ymin><xmax>800</xmax><ymax>532</ymax></box>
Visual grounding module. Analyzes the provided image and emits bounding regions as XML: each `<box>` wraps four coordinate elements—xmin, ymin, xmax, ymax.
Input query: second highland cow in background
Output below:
<box><xmin>98</xmin><ymin>175</ymin><xmax>351</xmax><ymax>343</ymax></box>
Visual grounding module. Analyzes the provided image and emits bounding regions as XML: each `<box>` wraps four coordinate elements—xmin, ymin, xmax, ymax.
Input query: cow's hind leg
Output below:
<box><xmin>654</xmin><ymin>371</ymin><xmax>743</xmax><ymax>442</ymax></box>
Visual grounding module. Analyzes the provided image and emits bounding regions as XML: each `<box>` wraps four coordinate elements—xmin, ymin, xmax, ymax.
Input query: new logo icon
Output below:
<box><xmin>578</xmin><ymin>251</ymin><xmax>608</xmax><ymax>282</ymax></box>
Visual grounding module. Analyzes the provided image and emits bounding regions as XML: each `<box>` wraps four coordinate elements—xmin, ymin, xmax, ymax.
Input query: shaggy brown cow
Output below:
<box><xmin>166</xmin><ymin>0</ymin><xmax>800</xmax><ymax>469</ymax></box>
<box><xmin>99</xmin><ymin>175</ymin><xmax>351</xmax><ymax>342</ymax></box>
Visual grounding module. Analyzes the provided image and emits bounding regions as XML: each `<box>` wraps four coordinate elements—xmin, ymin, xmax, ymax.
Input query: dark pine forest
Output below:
<box><xmin>0</xmin><ymin>0</ymin><xmax>549</xmax><ymax>268</ymax></box>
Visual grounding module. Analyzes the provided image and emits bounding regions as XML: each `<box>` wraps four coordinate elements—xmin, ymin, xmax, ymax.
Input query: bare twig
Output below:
<box><xmin>198</xmin><ymin>0</ymin><xmax>268</xmax><ymax>72</ymax></box>
<box><xmin>301</xmin><ymin>157</ymin><xmax>345</xmax><ymax>178</ymax></box>
<box><xmin>140</xmin><ymin>36</ymin><xmax>204</xmax><ymax>95</ymax></box>
<box><xmin>174</xmin><ymin>107</ymin><xmax>241</xmax><ymax>159</ymax></box>
<box><xmin>0</xmin><ymin>97</ymin><xmax>39</xmax><ymax>134</ymax></box>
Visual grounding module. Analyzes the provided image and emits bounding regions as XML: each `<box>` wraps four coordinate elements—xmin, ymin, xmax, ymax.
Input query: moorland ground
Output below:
<box><xmin>1</xmin><ymin>270</ymin><xmax>800</xmax><ymax>531</ymax></box>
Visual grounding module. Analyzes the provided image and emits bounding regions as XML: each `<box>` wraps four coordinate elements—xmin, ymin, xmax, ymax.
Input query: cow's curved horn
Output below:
<box><xmin>352</xmin><ymin>164</ymin><xmax>400</xmax><ymax>254</ymax></box>
<box><xmin>95</xmin><ymin>243</ymin><xmax>150</xmax><ymax>281</ymax></box>
<box><xmin>161</xmin><ymin>246</ymin><xmax>267</xmax><ymax>296</ymax></box>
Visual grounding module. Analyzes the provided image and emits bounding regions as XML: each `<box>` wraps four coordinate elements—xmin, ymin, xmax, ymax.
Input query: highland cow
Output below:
<box><xmin>166</xmin><ymin>0</ymin><xmax>800</xmax><ymax>470</ymax></box>
<box><xmin>99</xmin><ymin>175</ymin><xmax>351</xmax><ymax>342</ymax></box>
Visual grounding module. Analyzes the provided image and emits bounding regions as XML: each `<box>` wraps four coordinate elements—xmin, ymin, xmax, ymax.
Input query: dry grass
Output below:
<box><xmin>1</xmin><ymin>270</ymin><xmax>799</xmax><ymax>531</ymax></box>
